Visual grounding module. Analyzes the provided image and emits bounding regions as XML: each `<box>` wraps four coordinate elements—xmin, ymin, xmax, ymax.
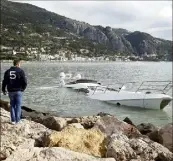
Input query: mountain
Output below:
<box><xmin>1</xmin><ymin>0</ymin><xmax>172</xmax><ymax>61</ymax></box>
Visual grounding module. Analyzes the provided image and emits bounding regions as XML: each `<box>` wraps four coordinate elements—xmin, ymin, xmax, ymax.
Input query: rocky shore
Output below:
<box><xmin>0</xmin><ymin>100</ymin><xmax>173</xmax><ymax>161</ymax></box>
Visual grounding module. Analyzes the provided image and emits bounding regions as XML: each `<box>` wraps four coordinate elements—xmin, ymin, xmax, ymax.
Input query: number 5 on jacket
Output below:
<box><xmin>10</xmin><ymin>71</ymin><xmax>16</xmax><ymax>79</ymax></box>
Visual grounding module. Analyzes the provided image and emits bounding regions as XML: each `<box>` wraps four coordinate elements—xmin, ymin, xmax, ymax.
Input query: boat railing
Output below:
<box><xmin>135</xmin><ymin>81</ymin><xmax>172</xmax><ymax>94</ymax></box>
<box><xmin>91</xmin><ymin>81</ymin><xmax>172</xmax><ymax>95</ymax></box>
<box><xmin>91</xmin><ymin>82</ymin><xmax>135</xmax><ymax>95</ymax></box>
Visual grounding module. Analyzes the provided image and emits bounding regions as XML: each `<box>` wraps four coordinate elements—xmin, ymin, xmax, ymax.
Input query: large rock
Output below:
<box><xmin>147</xmin><ymin>129</ymin><xmax>160</xmax><ymax>143</ymax></box>
<box><xmin>106</xmin><ymin>132</ymin><xmax>173</xmax><ymax>161</ymax></box>
<box><xmin>123</xmin><ymin>117</ymin><xmax>136</xmax><ymax>127</ymax></box>
<box><xmin>5</xmin><ymin>147</ymin><xmax>116</xmax><ymax>161</ymax></box>
<box><xmin>0</xmin><ymin>108</ymin><xmax>52</xmax><ymax>160</ymax></box>
<box><xmin>0</xmin><ymin>100</ymin><xmax>10</xmax><ymax>111</ymax></box>
<box><xmin>81</xmin><ymin>116</ymin><xmax>101</xmax><ymax>129</ymax></box>
<box><xmin>67</xmin><ymin>115</ymin><xmax>101</xmax><ymax>129</ymax></box>
<box><xmin>21</xmin><ymin>105</ymin><xmax>50</xmax><ymax>121</ymax></box>
<box><xmin>130</xmin><ymin>137</ymin><xmax>173</xmax><ymax>161</ymax></box>
<box><xmin>42</xmin><ymin>116</ymin><xmax>67</xmax><ymax>131</ymax></box>
<box><xmin>158</xmin><ymin>123</ymin><xmax>173</xmax><ymax>152</ymax></box>
<box><xmin>136</xmin><ymin>123</ymin><xmax>163</xmax><ymax>144</ymax></box>
<box><xmin>93</xmin><ymin>116</ymin><xmax>141</xmax><ymax>138</ymax></box>
<box><xmin>43</xmin><ymin>126</ymin><xmax>107</xmax><ymax>157</ymax></box>
<box><xmin>67</xmin><ymin>117</ymin><xmax>81</xmax><ymax>123</ymax></box>
<box><xmin>97</xmin><ymin>112</ymin><xmax>112</xmax><ymax>117</ymax></box>
<box><xmin>136</xmin><ymin>123</ymin><xmax>158</xmax><ymax>135</ymax></box>
<box><xmin>68</xmin><ymin>123</ymin><xmax>84</xmax><ymax>129</ymax></box>
<box><xmin>106</xmin><ymin>132</ymin><xmax>136</xmax><ymax>160</ymax></box>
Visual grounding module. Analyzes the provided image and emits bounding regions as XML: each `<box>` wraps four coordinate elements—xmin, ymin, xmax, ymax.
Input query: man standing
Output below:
<box><xmin>2</xmin><ymin>59</ymin><xmax>27</xmax><ymax>124</ymax></box>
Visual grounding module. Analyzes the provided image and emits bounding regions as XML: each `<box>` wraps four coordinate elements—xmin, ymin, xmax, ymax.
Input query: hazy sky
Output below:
<box><xmin>13</xmin><ymin>1</ymin><xmax>172</xmax><ymax>40</ymax></box>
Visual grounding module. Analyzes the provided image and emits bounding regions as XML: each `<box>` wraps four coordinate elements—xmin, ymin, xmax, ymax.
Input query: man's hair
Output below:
<box><xmin>13</xmin><ymin>59</ymin><xmax>21</xmax><ymax>66</ymax></box>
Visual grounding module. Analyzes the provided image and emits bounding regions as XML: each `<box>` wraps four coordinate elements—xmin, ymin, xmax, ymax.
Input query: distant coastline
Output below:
<box><xmin>1</xmin><ymin>59</ymin><xmax>172</xmax><ymax>63</ymax></box>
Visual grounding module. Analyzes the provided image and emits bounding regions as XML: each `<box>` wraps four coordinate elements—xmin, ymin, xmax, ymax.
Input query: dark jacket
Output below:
<box><xmin>2</xmin><ymin>66</ymin><xmax>27</xmax><ymax>92</ymax></box>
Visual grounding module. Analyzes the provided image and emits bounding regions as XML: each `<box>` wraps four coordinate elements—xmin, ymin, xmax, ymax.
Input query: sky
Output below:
<box><xmin>13</xmin><ymin>1</ymin><xmax>172</xmax><ymax>40</ymax></box>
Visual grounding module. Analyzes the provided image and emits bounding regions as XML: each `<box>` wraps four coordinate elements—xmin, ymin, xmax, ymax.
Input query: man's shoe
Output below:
<box><xmin>16</xmin><ymin>119</ymin><xmax>24</xmax><ymax>124</ymax></box>
<box><xmin>11</xmin><ymin>122</ymin><xmax>16</xmax><ymax>125</ymax></box>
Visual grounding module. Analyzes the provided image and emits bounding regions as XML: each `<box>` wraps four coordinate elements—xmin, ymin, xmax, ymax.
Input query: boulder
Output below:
<box><xmin>5</xmin><ymin>147</ymin><xmax>116</xmax><ymax>161</ymax></box>
<box><xmin>21</xmin><ymin>110</ymin><xmax>46</xmax><ymax>123</ymax></box>
<box><xmin>136</xmin><ymin>123</ymin><xmax>158</xmax><ymax>135</ymax></box>
<box><xmin>0</xmin><ymin>100</ymin><xmax>10</xmax><ymax>111</ymax></box>
<box><xmin>42</xmin><ymin>116</ymin><xmax>67</xmax><ymax>131</ymax></box>
<box><xmin>93</xmin><ymin>116</ymin><xmax>141</xmax><ymax>138</ymax></box>
<box><xmin>67</xmin><ymin>117</ymin><xmax>81</xmax><ymax>123</ymax></box>
<box><xmin>136</xmin><ymin>123</ymin><xmax>163</xmax><ymax>144</ymax></box>
<box><xmin>43</xmin><ymin>126</ymin><xmax>107</xmax><ymax>157</ymax></box>
<box><xmin>106</xmin><ymin>132</ymin><xmax>173</xmax><ymax>161</ymax></box>
<box><xmin>67</xmin><ymin>115</ymin><xmax>101</xmax><ymax>129</ymax></box>
<box><xmin>123</xmin><ymin>117</ymin><xmax>136</xmax><ymax>127</ymax></box>
<box><xmin>158</xmin><ymin>123</ymin><xmax>173</xmax><ymax>152</ymax></box>
<box><xmin>147</xmin><ymin>129</ymin><xmax>160</xmax><ymax>143</ymax></box>
<box><xmin>21</xmin><ymin>105</ymin><xmax>50</xmax><ymax>120</ymax></box>
<box><xmin>80</xmin><ymin>116</ymin><xmax>101</xmax><ymax>129</ymax></box>
<box><xmin>68</xmin><ymin>123</ymin><xmax>84</xmax><ymax>129</ymax></box>
<box><xmin>130</xmin><ymin>137</ymin><xmax>173</xmax><ymax>161</ymax></box>
<box><xmin>106</xmin><ymin>133</ymin><xmax>136</xmax><ymax>160</ymax></box>
<box><xmin>0</xmin><ymin>108</ymin><xmax>52</xmax><ymax>160</ymax></box>
<box><xmin>81</xmin><ymin>120</ymin><xmax>95</xmax><ymax>129</ymax></box>
<box><xmin>97</xmin><ymin>112</ymin><xmax>112</xmax><ymax>117</ymax></box>
<box><xmin>0</xmin><ymin>106</ymin><xmax>10</xmax><ymax>123</ymax></box>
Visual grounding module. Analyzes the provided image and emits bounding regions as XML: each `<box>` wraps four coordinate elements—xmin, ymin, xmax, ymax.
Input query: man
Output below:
<box><xmin>2</xmin><ymin>59</ymin><xmax>27</xmax><ymax>124</ymax></box>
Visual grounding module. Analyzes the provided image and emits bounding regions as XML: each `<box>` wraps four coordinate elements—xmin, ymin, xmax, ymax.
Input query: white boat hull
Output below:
<box><xmin>87</xmin><ymin>91</ymin><xmax>172</xmax><ymax>110</ymax></box>
<box><xmin>105</xmin><ymin>99</ymin><xmax>164</xmax><ymax>109</ymax></box>
<box><xmin>65</xmin><ymin>83</ymin><xmax>101</xmax><ymax>89</ymax></box>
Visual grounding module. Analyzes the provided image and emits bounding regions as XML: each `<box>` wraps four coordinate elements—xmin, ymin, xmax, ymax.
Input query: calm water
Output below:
<box><xmin>1</xmin><ymin>61</ymin><xmax>172</xmax><ymax>126</ymax></box>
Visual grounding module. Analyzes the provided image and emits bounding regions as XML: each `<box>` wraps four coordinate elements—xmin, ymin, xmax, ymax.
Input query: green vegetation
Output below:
<box><xmin>1</xmin><ymin>0</ymin><xmax>172</xmax><ymax>61</ymax></box>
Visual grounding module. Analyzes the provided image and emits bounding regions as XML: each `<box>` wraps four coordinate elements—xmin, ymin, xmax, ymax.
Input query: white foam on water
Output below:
<box><xmin>36</xmin><ymin>86</ymin><xmax>60</xmax><ymax>90</ymax></box>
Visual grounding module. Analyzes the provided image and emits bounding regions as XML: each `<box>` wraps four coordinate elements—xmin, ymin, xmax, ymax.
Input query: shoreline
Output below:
<box><xmin>1</xmin><ymin>94</ymin><xmax>172</xmax><ymax>127</ymax></box>
<box><xmin>1</xmin><ymin>99</ymin><xmax>173</xmax><ymax>161</ymax></box>
<box><xmin>1</xmin><ymin>60</ymin><xmax>172</xmax><ymax>63</ymax></box>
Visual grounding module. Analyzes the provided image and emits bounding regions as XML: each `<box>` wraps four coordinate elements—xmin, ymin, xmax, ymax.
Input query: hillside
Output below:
<box><xmin>1</xmin><ymin>0</ymin><xmax>172</xmax><ymax>61</ymax></box>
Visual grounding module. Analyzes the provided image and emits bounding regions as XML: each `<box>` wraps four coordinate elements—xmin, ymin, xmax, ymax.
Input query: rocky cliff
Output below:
<box><xmin>1</xmin><ymin>0</ymin><xmax>172</xmax><ymax>60</ymax></box>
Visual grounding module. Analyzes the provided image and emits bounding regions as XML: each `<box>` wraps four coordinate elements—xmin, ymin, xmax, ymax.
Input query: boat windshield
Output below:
<box><xmin>90</xmin><ymin>81</ymin><xmax>172</xmax><ymax>95</ymax></box>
